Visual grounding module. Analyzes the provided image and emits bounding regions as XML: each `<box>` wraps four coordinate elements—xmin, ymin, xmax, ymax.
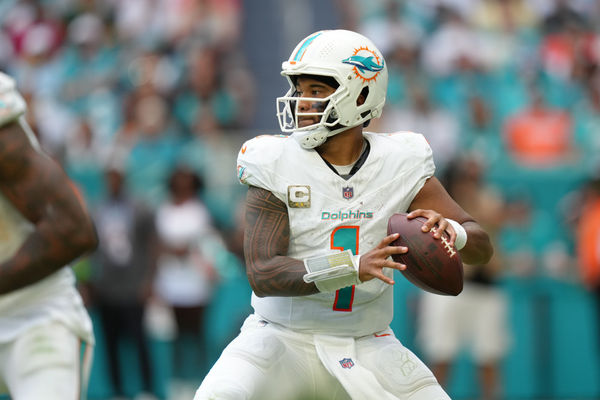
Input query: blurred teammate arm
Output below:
<box><xmin>0</xmin><ymin>119</ymin><xmax>98</xmax><ymax>294</ymax></box>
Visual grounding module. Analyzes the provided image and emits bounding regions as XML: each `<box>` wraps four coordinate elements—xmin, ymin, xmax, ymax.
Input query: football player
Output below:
<box><xmin>0</xmin><ymin>72</ymin><xmax>98</xmax><ymax>399</ymax></box>
<box><xmin>195</xmin><ymin>30</ymin><xmax>493</xmax><ymax>399</ymax></box>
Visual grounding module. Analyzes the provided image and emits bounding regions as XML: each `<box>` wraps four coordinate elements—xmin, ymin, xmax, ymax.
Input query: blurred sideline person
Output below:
<box><xmin>153</xmin><ymin>166</ymin><xmax>219</xmax><ymax>399</ymax></box>
<box><xmin>418</xmin><ymin>156</ymin><xmax>510</xmax><ymax>400</ymax></box>
<box><xmin>92</xmin><ymin>165</ymin><xmax>157</xmax><ymax>400</ymax></box>
<box><xmin>0</xmin><ymin>72</ymin><xmax>98</xmax><ymax>399</ymax></box>
<box><xmin>195</xmin><ymin>30</ymin><xmax>492</xmax><ymax>400</ymax></box>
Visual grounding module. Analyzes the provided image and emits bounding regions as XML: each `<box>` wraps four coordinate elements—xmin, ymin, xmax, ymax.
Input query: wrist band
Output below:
<box><xmin>446</xmin><ymin>218</ymin><xmax>467</xmax><ymax>250</ymax></box>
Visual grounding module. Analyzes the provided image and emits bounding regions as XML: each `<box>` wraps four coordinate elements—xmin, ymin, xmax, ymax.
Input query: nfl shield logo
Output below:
<box><xmin>342</xmin><ymin>186</ymin><xmax>353</xmax><ymax>200</ymax></box>
<box><xmin>339</xmin><ymin>357</ymin><xmax>354</xmax><ymax>369</ymax></box>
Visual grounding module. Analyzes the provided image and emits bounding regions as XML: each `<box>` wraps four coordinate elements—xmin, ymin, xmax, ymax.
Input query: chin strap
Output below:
<box><xmin>291</xmin><ymin>121</ymin><xmax>353</xmax><ymax>149</ymax></box>
<box><xmin>291</xmin><ymin>127</ymin><xmax>329</xmax><ymax>149</ymax></box>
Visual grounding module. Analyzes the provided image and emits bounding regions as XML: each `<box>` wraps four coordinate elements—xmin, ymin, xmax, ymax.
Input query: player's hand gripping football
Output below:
<box><xmin>358</xmin><ymin>234</ymin><xmax>407</xmax><ymax>285</ymax></box>
<box><xmin>407</xmin><ymin>209</ymin><xmax>458</xmax><ymax>246</ymax></box>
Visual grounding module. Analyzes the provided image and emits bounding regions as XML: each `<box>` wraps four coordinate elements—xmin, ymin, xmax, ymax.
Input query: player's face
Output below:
<box><xmin>294</xmin><ymin>77</ymin><xmax>336</xmax><ymax>128</ymax></box>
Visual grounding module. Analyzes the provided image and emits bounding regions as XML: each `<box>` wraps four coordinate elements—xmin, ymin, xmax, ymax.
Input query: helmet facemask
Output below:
<box><xmin>277</xmin><ymin>77</ymin><xmax>344</xmax><ymax>133</ymax></box>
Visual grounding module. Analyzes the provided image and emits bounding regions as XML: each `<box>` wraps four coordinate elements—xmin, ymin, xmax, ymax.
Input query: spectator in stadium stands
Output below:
<box><xmin>461</xmin><ymin>92</ymin><xmax>506</xmax><ymax>169</ymax></box>
<box><xmin>538</xmin><ymin>17</ymin><xmax>595</xmax><ymax>109</ymax></box>
<box><xmin>58</xmin><ymin>13</ymin><xmax>119</xmax><ymax>113</ymax></box>
<box><xmin>122</xmin><ymin>92</ymin><xmax>185</xmax><ymax>208</ymax></box>
<box><xmin>379</xmin><ymin>82</ymin><xmax>460</xmax><ymax>177</ymax></box>
<box><xmin>91</xmin><ymin>165</ymin><xmax>158</xmax><ymax>400</ymax></box>
<box><xmin>504</xmin><ymin>192</ymin><xmax>544</xmax><ymax>275</ymax></box>
<box><xmin>542</xmin><ymin>0</ymin><xmax>589</xmax><ymax>34</ymax></box>
<box><xmin>572</xmin><ymin>67</ymin><xmax>600</xmax><ymax>172</ymax></box>
<box><xmin>63</xmin><ymin>118</ymin><xmax>109</xmax><ymax>206</ymax></box>
<box><xmin>503</xmin><ymin>84</ymin><xmax>575</xmax><ymax>167</ymax></box>
<box><xmin>470</xmin><ymin>0</ymin><xmax>538</xmax><ymax>35</ymax></box>
<box><xmin>173</xmin><ymin>45</ymin><xmax>247</xmax><ymax>133</ymax></box>
<box><xmin>10</xmin><ymin>21</ymin><xmax>63</xmax><ymax>99</ymax></box>
<box><xmin>419</xmin><ymin>5</ymin><xmax>498</xmax><ymax>119</ymax></box>
<box><xmin>361</xmin><ymin>5</ymin><xmax>425</xmax><ymax>117</ymax></box>
<box><xmin>421</xmin><ymin>5</ymin><xmax>486</xmax><ymax>78</ymax></box>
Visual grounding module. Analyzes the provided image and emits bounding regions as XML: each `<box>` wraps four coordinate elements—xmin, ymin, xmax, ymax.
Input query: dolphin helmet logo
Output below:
<box><xmin>342</xmin><ymin>46</ymin><xmax>384</xmax><ymax>83</ymax></box>
<box><xmin>342</xmin><ymin>55</ymin><xmax>384</xmax><ymax>73</ymax></box>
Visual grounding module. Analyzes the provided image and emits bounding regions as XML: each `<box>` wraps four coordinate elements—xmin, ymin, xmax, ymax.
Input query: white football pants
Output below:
<box><xmin>195</xmin><ymin>313</ymin><xmax>450</xmax><ymax>400</ymax></box>
<box><xmin>0</xmin><ymin>321</ymin><xmax>93</xmax><ymax>400</ymax></box>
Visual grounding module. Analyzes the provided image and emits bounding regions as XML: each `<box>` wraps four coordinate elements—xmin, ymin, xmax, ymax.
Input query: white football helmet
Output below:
<box><xmin>276</xmin><ymin>29</ymin><xmax>388</xmax><ymax>149</ymax></box>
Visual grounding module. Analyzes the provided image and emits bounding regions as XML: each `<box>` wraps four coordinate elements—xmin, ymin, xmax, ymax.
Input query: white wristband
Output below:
<box><xmin>303</xmin><ymin>250</ymin><xmax>361</xmax><ymax>292</ymax></box>
<box><xmin>446</xmin><ymin>218</ymin><xmax>467</xmax><ymax>250</ymax></box>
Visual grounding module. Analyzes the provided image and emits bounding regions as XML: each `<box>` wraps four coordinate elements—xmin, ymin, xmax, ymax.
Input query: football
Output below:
<box><xmin>387</xmin><ymin>213</ymin><xmax>463</xmax><ymax>296</ymax></box>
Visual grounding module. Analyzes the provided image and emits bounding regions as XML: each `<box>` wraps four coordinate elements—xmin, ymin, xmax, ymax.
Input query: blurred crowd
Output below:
<box><xmin>0</xmin><ymin>0</ymin><xmax>251</xmax><ymax>228</ymax></box>
<box><xmin>359</xmin><ymin>0</ymin><xmax>598</xmax><ymax>278</ymax></box>
<box><xmin>2</xmin><ymin>0</ymin><xmax>600</xmax><ymax>399</ymax></box>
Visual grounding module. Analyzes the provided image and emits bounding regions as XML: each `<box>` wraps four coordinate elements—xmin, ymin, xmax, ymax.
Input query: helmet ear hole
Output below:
<box><xmin>359</xmin><ymin>86</ymin><xmax>371</xmax><ymax>123</ymax></box>
<box><xmin>357</xmin><ymin>87</ymin><xmax>369</xmax><ymax>106</ymax></box>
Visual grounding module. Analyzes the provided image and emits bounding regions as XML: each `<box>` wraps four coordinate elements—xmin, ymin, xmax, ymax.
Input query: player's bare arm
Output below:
<box><xmin>0</xmin><ymin>120</ymin><xmax>98</xmax><ymax>294</ymax></box>
<box><xmin>408</xmin><ymin>176</ymin><xmax>493</xmax><ymax>265</ymax></box>
<box><xmin>244</xmin><ymin>185</ymin><xmax>319</xmax><ymax>297</ymax></box>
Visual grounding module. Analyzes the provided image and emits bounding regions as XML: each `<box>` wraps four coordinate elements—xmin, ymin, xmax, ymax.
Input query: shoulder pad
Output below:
<box><xmin>0</xmin><ymin>72</ymin><xmax>26</xmax><ymax>127</ymax></box>
<box><xmin>377</xmin><ymin>131</ymin><xmax>432</xmax><ymax>156</ymax></box>
<box><xmin>369</xmin><ymin>131</ymin><xmax>435</xmax><ymax>176</ymax></box>
<box><xmin>236</xmin><ymin>134</ymin><xmax>291</xmax><ymax>188</ymax></box>
<box><xmin>379</xmin><ymin>130</ymin><xmax>427</xmax><ymax>145</ymax></box>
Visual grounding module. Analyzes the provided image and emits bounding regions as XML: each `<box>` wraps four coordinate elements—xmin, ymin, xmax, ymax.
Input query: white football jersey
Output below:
<box><xmin>0</xmin><ymin>72</ymin><xmax>26</xmax><ymax>127</ymax></box>
<box><xmin>237</xmin><ymin>131</ymin><xmax>435</xmax><ymax>336</ymax></box>
<box><xmin>0</xmin><ymin>73</ymin><xmax>94</xmax><ymax>344</ymax></box>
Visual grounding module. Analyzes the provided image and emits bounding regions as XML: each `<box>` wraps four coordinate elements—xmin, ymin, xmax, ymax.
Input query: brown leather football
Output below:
<box><xmin>387</xmin><ymin>213</ymin><xmax>463</xmax><ymax>296</ymax></box>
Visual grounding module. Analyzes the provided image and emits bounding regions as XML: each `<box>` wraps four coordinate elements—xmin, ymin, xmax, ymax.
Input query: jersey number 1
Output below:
<box><xmin>330</xmin><ymin>226</ymin><xmax>359</xmax><ymax>312</ymax></box>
